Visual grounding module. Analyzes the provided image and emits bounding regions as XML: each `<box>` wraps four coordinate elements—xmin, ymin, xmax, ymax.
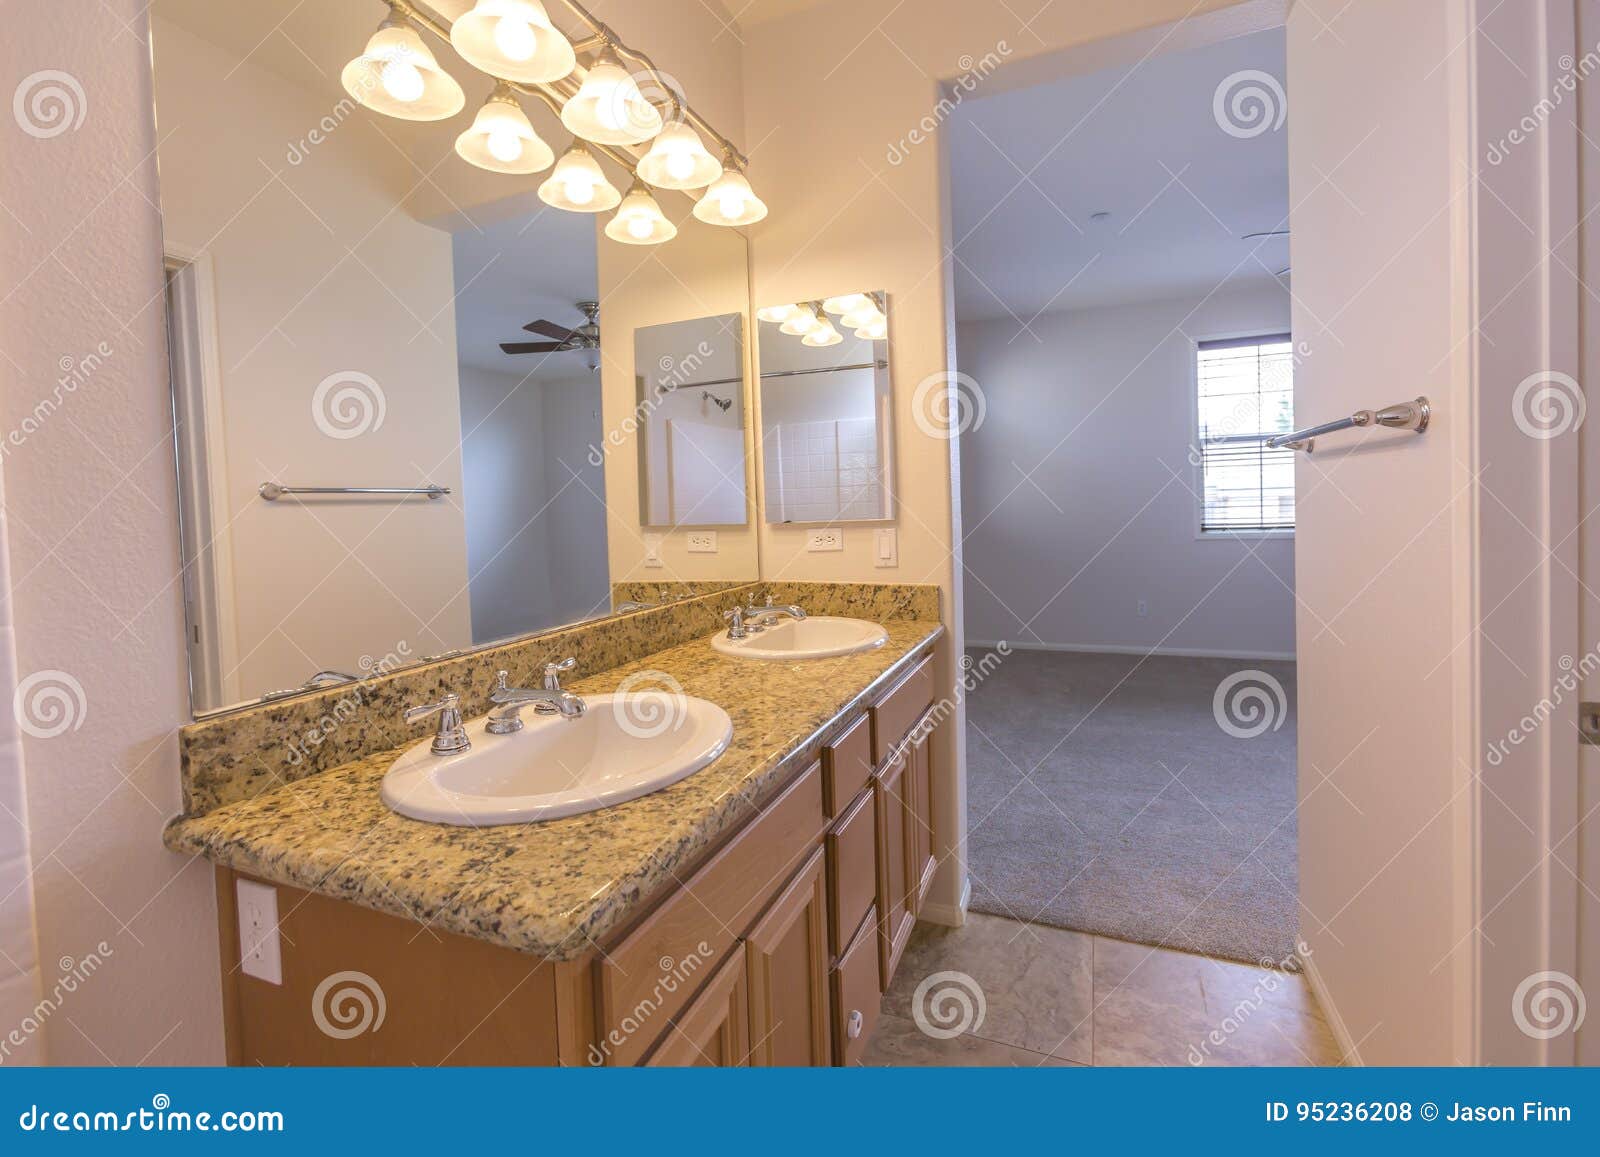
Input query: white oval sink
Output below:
<box><xmin>381</xmin><ymin>692</ymin><xmax>732</xmax><ymax>826</ymax></box>
<box><xmin>711</xmin><ymin>616</ymin><xmax>888</xmax><ymax>660</ymax></box>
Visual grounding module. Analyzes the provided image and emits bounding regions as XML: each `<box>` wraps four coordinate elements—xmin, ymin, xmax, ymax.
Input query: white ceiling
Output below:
<box><xmin>949</xmin><ymin>27</ymin><xmax>1289</xmax><ymax>322</ymax></box>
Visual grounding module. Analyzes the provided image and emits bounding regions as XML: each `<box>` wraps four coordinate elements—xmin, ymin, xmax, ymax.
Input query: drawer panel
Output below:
<box><xmin>870</xmin><ymin>655</ymin><xmax>935</xmax><ymax>766</ymax></box>
<box><xmin>596</xmin><ymin>761</ymin><xmax>825</xmax><ymax>1065</ymax></box>
<box><xmin>822</xmin><ymin>713</ymin><xmax>873</xmax><ymax>816</ymax></box>
<box><xmin>831</xmin><ymin>908</ymin><xmax>882</xmax><ymax>1066</ymax></box>
<box><xmin>826</xmin><ymin>786</ymin><xmax>876</xmax><ymax>958</ymax></box>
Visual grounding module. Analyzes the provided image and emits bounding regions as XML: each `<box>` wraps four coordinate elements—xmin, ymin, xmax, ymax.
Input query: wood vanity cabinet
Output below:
<box><xmin>208</xmin><ymin>648</ymin><xmax>943</xmax><ymax>1068</ymax></box>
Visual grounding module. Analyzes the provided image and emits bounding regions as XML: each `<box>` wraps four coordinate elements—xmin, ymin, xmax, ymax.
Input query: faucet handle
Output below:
<box><xmin>403</xmin><ymin>691</ymin><xmax>459</xmax><ymax>723</ymax></box>
<box><xmin>402</xmin><ymin>692</ymin><xmax>470</xmax><ymax>756</ymax></box>
<box><xmin>543</xmin><ymin>657</ymin><xmax>577</xmax><ymax>691</ymax></box>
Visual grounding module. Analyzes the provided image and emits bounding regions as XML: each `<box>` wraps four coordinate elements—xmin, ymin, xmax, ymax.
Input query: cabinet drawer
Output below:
<box><xmin>830</xmin><ymin>908</ymin><xmax>881</xmax><ymax>1066</ymax></box>
<box><xmin>596</xmin><ymin>761</ymin><xmax>825</xmax><ymax>1065</ymax></box>
<box><xmin>822</xmin><ymin>713</ymin><xmax>873</xmax><ymax>816</ymax></box>
<box><xmin>870</xmin><ymin>655</ymin><xmax>935</xmax><ymax>766</ymax></box>
<box><xmin>825</xmin><ymin>787</ymin><xmax>876</xmax><ymax>958</ymax></box>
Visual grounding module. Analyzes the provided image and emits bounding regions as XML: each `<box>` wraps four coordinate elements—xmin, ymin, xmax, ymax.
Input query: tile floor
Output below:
<box><xmin>858</xmin><ymin>912</ymin><xmax>1343</xmax><ymax>1067</ymax></box>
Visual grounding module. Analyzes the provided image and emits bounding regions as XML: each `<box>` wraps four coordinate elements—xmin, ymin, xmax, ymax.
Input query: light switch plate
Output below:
<box><xmin>686</xmin><ymin>530</ymin><xmax>718</xmax><ymax>553</ymax></box>
<box><xmin>236</xmin><ymin>878</ymin><xmax>283</xmax><ymax>985</ymax></box>
<box><xmin>873</xmin><ymin>527</ymin><xmax>898</xmax><ymax>568</ymax></box>
<box><xmin>805</xmin><ymin>527</ymin><xmax>843</xmax><ymax>552</ymax></box>
<box><xmin>643</xmin><ymin>533</ymin><xmax>664</xmax><ymax>568</ymax></box>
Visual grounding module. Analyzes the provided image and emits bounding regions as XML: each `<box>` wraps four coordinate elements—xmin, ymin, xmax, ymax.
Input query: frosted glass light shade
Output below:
<box><xmin>605</xmin><ymin>183</ymin><xmax>677</xmax><ymax>245</ymax></box>
<box><xmin>756</xmin><ymin>304</ymin><xmax>800</xmax><ymax>324</ymax></box>
<box><xmin>841</xmin><ymin>301</ymin><xmax>884</xmax><ymax>329</ymax></box>
<box><xmin>823</xmin><ymin>293</ymin><xmax>869</xmax><ymax>316</ymax></box>
<box><xmin>854</xmin><ymin>318</ymin><xmax>888</xmax><ymax>341</ymax></box>
<box><xmin>450</xmin><ymin>0</ymin><xmax>576</xmax><ymax>83</ymax></box>
<box><xmin>780</xmin><ymin>307</ymin><xmax>822</xmax><ymax>336</ymax></box>
<box><xmin>692</xmin><ymin>169</ymin><xmax>767</xmax><ymax>226</ymax></box>
<box><xmin>561</xmin><ymin>56</ymin><xmax>663</xmax><ymax>145</ymax></box>
<box><xmin>636</xmin><ymin>122</ymin><xmax>722</xmax><ymax>190</ymax></box>
<box><xmin>537</xmin><ymin>145</ymin><xmax>621</xmax><ymax>212</ymax></box>
<box><xmin>341</xmin><ymin>19</ymin><xmax>465</xmax><ymax>121</ymax></box>
<box><xmin>455</xmin><ymin>89</ymin><xmax>554</xmax><ymax>174</ymax></box>
<box><xmin>802</xmin><ymin>321</ymin><xmax>843</xmax><ymax>347</ymax></box>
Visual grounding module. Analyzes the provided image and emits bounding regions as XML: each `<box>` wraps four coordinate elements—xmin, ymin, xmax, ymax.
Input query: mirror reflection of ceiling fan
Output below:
<box><xmin>499</xmin><ymin>300</ymin><xmax>600</xmax><ymax>357</ymax></box>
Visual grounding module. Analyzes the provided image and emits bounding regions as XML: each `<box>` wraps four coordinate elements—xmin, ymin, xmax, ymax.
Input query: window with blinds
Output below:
<box><xmin>1195</xmin><ymin>334</ymin><xmax>1295</xmax><ymax>533</ymax></box>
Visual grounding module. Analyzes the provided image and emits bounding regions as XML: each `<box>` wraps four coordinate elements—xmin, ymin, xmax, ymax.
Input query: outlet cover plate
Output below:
<box><xmin>806</xmin><ymin>527</ymin><xmax>844</xmax><ymax>552</ymax></box>
<box><xmin>686</xmin><ymin>530</ymin><xmax>718</xmax><ymax>553</ymax></box>
<box><xmin>236</xmin><ymin>878</ymin><xmax>282</xmax><ymax>985</ymax></box>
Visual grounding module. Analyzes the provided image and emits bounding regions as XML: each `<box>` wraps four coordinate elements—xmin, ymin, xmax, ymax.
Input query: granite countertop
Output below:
<box><xmin>163</xmin><ymin>619</ymin><xmax>943</xmax><ymax>961</ymax></box>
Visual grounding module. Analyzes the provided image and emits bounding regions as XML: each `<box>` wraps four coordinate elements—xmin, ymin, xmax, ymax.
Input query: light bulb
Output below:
<box><xmin>564</xmin><ymin>178</ymin><xmax>594</xmax><ymax>205</ymax></box>
<box><xmin>665</xmin><ymin>151</ymin><xmax>695</xmax><ymax>182</ymax></box>
<box><xmin>486</xmin><ymin>126</ymin><xmax>523</xmax><ymax>162</ymax></box>
<box><xmin>717</xmin><ymin>190</ymin><xmax>745</xmax><ymax>220</ymax></box>
<box><xmin>780</xmin><ymin>309</ymin><xmax>822</xmax><ymax>336</ymax></box>
<box><xmin>381</xmin><ymin>58</ymin><xmax>424</xmax><ymax>103</ymax></box>
<box><xmin>493</xmin><ymin>15</ymin><xmax>537</xmax><ymax>60</ymax></box>
<box><xmin>626</xmin><ymin>215</ymin><xmax>653</xmax><ymax>240</ymax></box>
<box><xmin>756</xmin><ymin>304</ymin><xmax>798</xmax><ymax>324</ymax></box>
<box><xmin>856</xmin><ymin>320</ymin><xmax>887</xmax><ymax>341</ymax></box>
<box><xmin>824</xmin><ymin>293</ymin><xmax>868</xmax><ymax>315</ymax></box>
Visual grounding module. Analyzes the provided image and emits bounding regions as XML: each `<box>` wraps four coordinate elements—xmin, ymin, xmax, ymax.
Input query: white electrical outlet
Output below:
<box><xmin>643</xmin><ymin>533</ymin><xmax>664</xmax><ymax>568</ymax></box>
<box><xmin>873</xmin><ymin>527</ymin><xmax>898</xmax><ymax>568</ymax></box>
<box><xmin>806</xmin><ymin>527</ymin><xmax>844</xmax><ymax>552</ymax></box>
<box><xmin>236</xmin><ymin>878</ymin><xmax>283</xmax><ymax>985</ymax></box>
<box><xmin>687</xmin><ymin>530</ymin><xmax>718</xmax><ymax>553</ymax></box>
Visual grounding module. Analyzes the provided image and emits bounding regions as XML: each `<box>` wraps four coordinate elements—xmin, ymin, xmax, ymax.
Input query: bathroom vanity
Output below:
<box><xmin>165</xmin><ymin>591</ymin><xmax>943</xmax><ymax>1067</ymax></box>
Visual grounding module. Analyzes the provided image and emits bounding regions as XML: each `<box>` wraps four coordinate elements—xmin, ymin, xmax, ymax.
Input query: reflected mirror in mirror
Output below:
<box><xmin>756</xmin><ymin>293</ymin><xmax>894</xmax><ymax>524</ymax></box>
<box><xmin>150</xmin><ymin>0</ymin><xmax>754</xmax><ymax>715</ymax></box>
<box><xmin>634</xmin><ymin>314</ymin><xmax>748</xmax><ymax>528</ymax></box>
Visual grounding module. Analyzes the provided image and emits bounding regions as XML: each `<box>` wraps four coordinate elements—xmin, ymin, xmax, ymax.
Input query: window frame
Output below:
<box><xmin>1188</xmin><ymin>329</ymin><xmax>1297</xmax><ymax>542</ymax></box>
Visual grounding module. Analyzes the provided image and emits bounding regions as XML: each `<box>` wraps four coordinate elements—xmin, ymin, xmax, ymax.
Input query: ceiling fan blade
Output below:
<box><xmin>523</xmin><ymin>319</ymin><xmax>577</xmax><ymax>340</ymax></box>
<box><xmin>499</xmin><ymin>341</ymin><xmax>569</xmax><ymax>354</ymax></box>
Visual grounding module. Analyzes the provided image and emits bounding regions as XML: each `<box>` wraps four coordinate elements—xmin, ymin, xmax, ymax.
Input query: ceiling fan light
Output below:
<box><xmin>455</xmin><ymin>87</ymin><xmax>554</xmax><ymax>174</ymax></box>
<box><xmin>802</xmin><ymin>321</ymin><xmax>843</xmax><ymax>347</ymax></box>
<box><xmin>756</xmin><ymin>304</ymin><xmax>800</xmax><ymax>324</ymax></box>
<box><xmin>605</xmin><ymin>182</ymin><xmax>677</xmax><ymax>245</ymax></box>
<box><xmin>341</xmin><ymin>17</ymin><xmax>465</xmax><ymax>121</ymax></box>
<box><xmin>561</xmin><ymin>54</ymin><xmax>663</xmax><ymax>145</ymax></box>
<box><xmin>823</xmin><ymin>293</ymin><xmax>868</xmax><ymax>316</ymax></box>
<box><xmin>779</xmin><ymin>306</ymin><xmax>822</xmax><ymax>336</ymax></box>
<box><xmin>538</xmin><ymin>144</ymin><xmax>622</xmax><ymax>212</ymax></box>
<box><xmin>450</xmin><ymin>0</ymin><xmax>576</xmax><ymax>84</ymax></box>
<box><xmin>692</xmin><ymin>169</ymin><xmax>767</xmax><ymax>226</ymax></box>
<box><xmin>636</xmin><ymin>122</ymin><xmax>723</xmax><ymax>190</ymax></box>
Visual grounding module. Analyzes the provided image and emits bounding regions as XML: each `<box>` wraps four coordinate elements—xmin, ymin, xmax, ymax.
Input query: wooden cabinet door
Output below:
<box><xmin>646</xmin><ymin>943</ymin><xmax>750</xmax><ymax>1066</ymax></box>
<box><xmin>745</xmin><ymin>847</ymin><xmax>830</xmax><ymax>1066</ymax></box>
<box><xmin>907</xmin><ymin>724</ymin><xmax>937</xmax><ymax>911</ymax></box>
<box><xmin>875</xmin><ymin>750</ymin><xmax>915</xmax><ymax>990</ymax></box>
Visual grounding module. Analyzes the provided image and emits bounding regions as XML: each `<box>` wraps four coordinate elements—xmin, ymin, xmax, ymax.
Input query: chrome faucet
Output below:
<box><xmin>402</xmin><ymin>692</ymin><xmax>470</xmax><ymax>756</ymax></box>
<box><xmin>744</xmin><ymin>595</ymin><xmax>807</xmax><ymax>626</ymax></box>
<box><xmin>723</xmin><ymin>606</ymin><xmax>748</xmax><ymax>640</ymax></box>
<box><xmin>485</xmin><ymin>662</ymin><xmax>585</xmax><ymax>734</ymax></box>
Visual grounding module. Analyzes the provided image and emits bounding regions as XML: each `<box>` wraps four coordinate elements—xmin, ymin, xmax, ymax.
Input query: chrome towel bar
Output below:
<box><xmin>1264</xmin><ymin>397</ymin><xmax>1430</xmax><ymax>453</ymax></box>
<box><xmin>258</xmin><ymin>482</ymin><xmax>451</xmax><ymax>501</ymax></box>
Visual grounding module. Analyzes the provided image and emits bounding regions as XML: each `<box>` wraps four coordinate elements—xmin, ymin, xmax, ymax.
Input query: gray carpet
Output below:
<box><xmin>964</xmin><ymin>648</ymin><xmax>1299</xmax><ymax>966</ymax></box>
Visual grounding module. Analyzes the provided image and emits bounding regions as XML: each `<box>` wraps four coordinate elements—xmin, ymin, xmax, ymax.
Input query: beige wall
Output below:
<box><xmin>741</xmin><ymin>0</ymin><xmax>1259</xmax><ymax>917</ymax></box>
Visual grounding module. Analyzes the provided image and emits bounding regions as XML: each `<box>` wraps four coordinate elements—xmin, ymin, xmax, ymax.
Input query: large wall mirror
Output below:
<box><xmin>755</xmin><ymin>293</ymin><xmax>894</xmax><ymax>523</ymax></box>
<box><xmin>151</xmin><ymin>0</ymin><xmax>755</xmax><ymax>716</ymax></box>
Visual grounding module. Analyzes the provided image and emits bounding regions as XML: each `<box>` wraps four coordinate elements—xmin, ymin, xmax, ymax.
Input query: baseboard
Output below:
<box><xmin>918</xmin><ymin>875</ymin><xmax>970</xmax><ymax>927</ymax></box>
<box><xmin>966</xmin><ymin>639</ymin><xmax>1297</xmax><ymax>663</ymax></box>
<box><xmin>1302</xmin><ymin>953</ymin><xmax>1362</xmax><ymax>1066</ymax></box>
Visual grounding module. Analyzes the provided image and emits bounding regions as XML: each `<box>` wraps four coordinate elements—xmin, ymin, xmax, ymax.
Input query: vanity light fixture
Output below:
<box><xmin>756</xmin><ymin>303</ymin><xmax>801</xmax><ymax>324</ymax></box>
<box><xmin>636</xmin><ymin>121</ymin><xmax>723</xmax><ymax>190</ymax></box>
<box><xmin>841</xmin><ymin>294</ymin><xmax>886</xmax><ymax>330</ymax></box>
<box><xmin>561</xmin><ymin>50</ymin><xmax>664</xmax><ymax>145</ymax></box>
<box><xmin>693</xmin><ymin>164</ymin><xmax>768</xmax><ymax>227</ymax></box>
<box><xmin>779</xmin><ymin>304</ymin><xmax>823</xmax><ymax>336</ymax></box>
<box><xmin>823</xmin><ymin>293</ymin><xmax>869</xmax><ymax>316</ymax></box>
<box><xmin>449</xmin><ymin>0</ymin><xmax>577</xmax><ymax>84</ymax></box>
<box><xmin>605</xmin><ymin>181</ymin><xmax>677</xmax><ymax>245</ymax></box>
<box><xmin>341</xmin><ymin>13</ymin><xmax>466</xmax><ymax>121</ymax></box>
<box><xmin>802</xmin><ymin>318</ymin><xmax>844</xmax><ymax>347</ymax></box>
<box><xmin>854</xmin><ymin>317</ymin><xmax>888</xmax><ymax>341</ymax></box>
<box><xmin>538</xmin><ymin>143</ymin><xmax>622</xmax><ymax>211</ymax></box>
<box><xmin>456</xmin><ymin>84</ymin><xmax>554</xmax><ymax>173</ymax></box>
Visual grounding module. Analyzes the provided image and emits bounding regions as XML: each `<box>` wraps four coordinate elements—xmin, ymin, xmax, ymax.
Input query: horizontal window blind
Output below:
<box><xmin>1196</xmin><ymin>335</ymin><xmax>1295</xmax><ymax>533</ymax></box>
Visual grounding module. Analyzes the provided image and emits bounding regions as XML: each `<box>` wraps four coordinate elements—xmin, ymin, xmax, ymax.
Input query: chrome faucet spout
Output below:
<box><xmin>486</xmin><ymin>666</ymin><xmax>586</xmax><ymax>734</ymax></box>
